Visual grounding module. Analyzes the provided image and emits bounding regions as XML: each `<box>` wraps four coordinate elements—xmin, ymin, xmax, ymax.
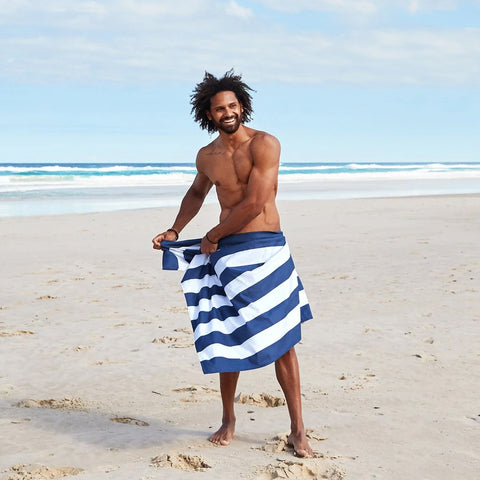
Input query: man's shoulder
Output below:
<box><xmin>197</xmin><ymin>138</ymin><xmax>219</xmax><ymax>158</ymax></box>
<box><xmin>250</xmin><ymin>129</ymin><xmax>281</xmax><ymax>151</ymax></box>
<box><xmin>195</xmin><ymin>138</ymin><xmax>222</xmax><ymax>172</ymax></box>
<box><xmin>198</xmin><ymin>137</ymin><xmax>220</xmax><ymax>153</ymax></box>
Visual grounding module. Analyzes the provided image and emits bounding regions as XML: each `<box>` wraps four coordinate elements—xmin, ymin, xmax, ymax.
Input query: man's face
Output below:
<box><xmin>207</xmin><ymin>91</ymin><xmax>243</xmax><ymax>134</ymax></box>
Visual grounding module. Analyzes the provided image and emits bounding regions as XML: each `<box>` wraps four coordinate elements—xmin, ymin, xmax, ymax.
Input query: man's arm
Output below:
<box><xmin>201</xmin><ymin>134</ymin><xmax>280</xmax><ymax>253</ymax></box>
<box><xmin>152</xmin><ymin>169</ymin><xmax>213</xmax><ymax>249</ymax></box>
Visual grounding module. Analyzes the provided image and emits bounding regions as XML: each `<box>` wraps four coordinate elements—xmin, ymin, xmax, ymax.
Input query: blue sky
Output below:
<box><xmin>1</xmin><ymin>0</ymin><xmax>479</xmax><ymax>164</ymax></box>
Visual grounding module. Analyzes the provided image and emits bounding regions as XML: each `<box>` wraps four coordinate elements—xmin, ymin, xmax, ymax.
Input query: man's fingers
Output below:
<box><xmin>152</xmin><ymin>235</ymin><xmax>164</xmax><ymax>248</ymax></box>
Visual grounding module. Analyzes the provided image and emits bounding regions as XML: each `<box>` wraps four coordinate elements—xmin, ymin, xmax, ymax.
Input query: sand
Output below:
<box><xmin>0</xmin><ymin>195</ymin><xmax>479</xmax><ymax>479</ymax></box>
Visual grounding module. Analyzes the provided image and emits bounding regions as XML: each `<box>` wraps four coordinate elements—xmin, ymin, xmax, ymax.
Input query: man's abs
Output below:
<box><xmin>219</xmin><ymin>201</ymin><xmax>281</xmax><ymax>234</ymax></box>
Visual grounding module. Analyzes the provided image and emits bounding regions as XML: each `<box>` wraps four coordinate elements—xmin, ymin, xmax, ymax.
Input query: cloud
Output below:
<box><xmin>406</xmin><ymin>0</ymin><xmax>459</xmax><ymax>13</ymax></box>
<box><xmin>252</xmin><ymin>0</ymin><xmax>377</xmax><ymax>14</ymax></box>
<box><xmin>225</xmin><ymin>0</ymin><xmax>253</xmax><ymax>19</ymax></box>
<box><xmin>0</xmin><ymin>0</ymin><xmax>479</xmax><ymax>86</ymax></box>
<box><xmin>255</xmin><ymin>0</ymin><xmax>463</xmax><ymax>14</ymax></box>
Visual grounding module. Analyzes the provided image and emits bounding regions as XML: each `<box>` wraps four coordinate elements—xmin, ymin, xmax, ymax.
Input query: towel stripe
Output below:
<box><xmin>161</xmin><ymin>231</ymin><xmax>312</xmax><ymax>373</ymax></box>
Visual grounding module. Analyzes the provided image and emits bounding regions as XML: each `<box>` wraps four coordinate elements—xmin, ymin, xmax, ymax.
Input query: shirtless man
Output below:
<box><xmin>152</xmin><ymin>71</ymin><xmax>313</xmax><ymax>458</ymax></box>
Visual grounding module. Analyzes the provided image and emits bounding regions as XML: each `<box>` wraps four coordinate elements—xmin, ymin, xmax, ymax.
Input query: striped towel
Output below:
<box><xmin>161</xmin><ymin>231</ymin><xmax>312</xmax><ymax>374</ymax></box>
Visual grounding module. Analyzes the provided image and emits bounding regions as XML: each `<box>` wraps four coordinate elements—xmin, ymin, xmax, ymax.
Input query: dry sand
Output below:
<box><xmin>0</xmin><ymin>195</ymin><xmax>479</xmax><ymax>479</ymax></box>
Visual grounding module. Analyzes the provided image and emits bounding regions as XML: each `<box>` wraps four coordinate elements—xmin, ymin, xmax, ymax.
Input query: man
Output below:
<box><xmin>152</xmin><ymin>70</ymin><xmax>313</xmax><ymax>458</ymax></box>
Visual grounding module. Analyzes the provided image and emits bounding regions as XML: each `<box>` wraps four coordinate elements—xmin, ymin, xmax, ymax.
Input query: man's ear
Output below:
<box><xmin>206</xmin><ymin>110</ymin><xmax>212</xmax><ymax>120</ymax></box>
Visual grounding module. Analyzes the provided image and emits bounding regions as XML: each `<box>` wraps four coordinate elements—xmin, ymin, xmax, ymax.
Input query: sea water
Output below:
<box><xmin>1</xmin><ymin>162</ymin><xmax>479</xmax><ymax>217</ymax></box>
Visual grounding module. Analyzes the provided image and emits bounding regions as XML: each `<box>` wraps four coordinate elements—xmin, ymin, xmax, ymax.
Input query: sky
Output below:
<box><xmin>1</xmin><ymin>0</ymin><xmax>479</xmax><ymax>164</ymax></box>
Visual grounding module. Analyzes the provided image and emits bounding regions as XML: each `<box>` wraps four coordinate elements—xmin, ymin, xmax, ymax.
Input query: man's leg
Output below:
<box><xmin>275</xmin><ymin>347</ymin><xmax>314</xmax><ymax>457</ymax></box>
<box><xmin>209</xmin><ymin>371</ymin><xmax>239</xmax><ymax>446</ymax></box>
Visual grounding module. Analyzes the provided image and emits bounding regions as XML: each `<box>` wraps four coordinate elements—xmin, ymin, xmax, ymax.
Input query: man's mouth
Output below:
<box><xmin>222</xmin><ymin>117</ymin><xmax>236</xmax><ymax>124</ymax></box>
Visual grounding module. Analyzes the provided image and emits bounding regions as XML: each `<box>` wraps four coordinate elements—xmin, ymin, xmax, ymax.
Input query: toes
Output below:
<box><xmin>208</xmin><ymin>435</ymin><xmax>230</xmax><ymax>446</ymax></box>
<box><xmin>294</xmin><ymin>448</ymin><xmax>314</xmax><ymax>458</ymax></box>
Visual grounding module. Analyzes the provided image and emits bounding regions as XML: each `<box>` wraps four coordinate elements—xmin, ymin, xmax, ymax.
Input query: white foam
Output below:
<box><xmin>0</xmin><ymin>173</ymin><xmax>196</xmax><ymax>192</ymax></box>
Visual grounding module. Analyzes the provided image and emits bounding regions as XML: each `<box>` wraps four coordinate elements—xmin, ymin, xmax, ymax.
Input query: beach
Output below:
<box><xmin>1</xmin><ymin>195</ymin><xmax>479</xmax><ymax>479</ymax></box>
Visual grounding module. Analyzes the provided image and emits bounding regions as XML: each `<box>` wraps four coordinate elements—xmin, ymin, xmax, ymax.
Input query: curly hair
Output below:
<box><xmin>190</xmin><ymin>69</ymin><xmax>254</xmax><ymax>134</ymax></box>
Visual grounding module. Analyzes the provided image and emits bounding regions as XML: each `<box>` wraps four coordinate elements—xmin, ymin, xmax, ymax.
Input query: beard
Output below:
<box><xmin>216</xmin><ymin>114</ymin><xmax>241</xmax><ymax>134</ymax></box>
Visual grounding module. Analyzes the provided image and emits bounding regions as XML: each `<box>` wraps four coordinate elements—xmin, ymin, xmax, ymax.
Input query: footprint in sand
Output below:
<box><xmin>172</xmin><ymin>385</ymin><xmax>219</xmax><ymax>402</ymax></box>
<box><xmin>72</xmin><ymin>345</ymin><xmax>92</xmax><ymax>352</ymax></box>
<box><xmin>92</xmin><ymin>360</ymin><xmax>123</xmax><ymax>366</ymax></box>
<box><xmin>10</xmin><ymin>418</ymin><xmax>31</xmax><ymax>425</ymax></box>
<box><xmin>109</xmin><ymin>416</ymin><xmax>149</xmax><ymax>427</ymax></box>
<box><xmin>36</xmin><ymin>295</ymin><xmax>57</xmax><ymax>300</ymax></box>
<box><xmin>174</xmin><ymin>327</ymin><xmax>191</xmax><ymax>334</ymax></box>
<box><xmin>15</xmin><ymin>397</ymin><xmax>88</xmax><ymax>411</ymax></box>
<box><xmin>0</xmin><ymin>330</ymin><xmax>35</xmax><ymax>337</ymax></box>
<box><xmin>152</xmin><ymin>336</ymin><xmax>193</xmax><ymax>348</ymax></box>
<box><xmin>412</xmin><ymin>352</ymin><xmax>438</xmax><ymax>361</ymax></box>
<box><xmin>152</xmin><ymin>335</ymin><xmax>180</xmax><ymax>344</ymax></box>
<box><xmin>261</xmin><ymin>433</ymin><xmax>291</xmax><ymax>453</ymax></box>
<box><xmin>113</xmin><ymin>321</ymin><xmax>152</xmax><ymax>328</ymax></box>
<box><xmin>235</xmin><ymin>392</ymin><xmax>286</xmax><ymax>407</ymax></box>
<box><xmin>6</xmin><ymin>464</ymin><xmax>83</xmax><ymax>480</ymax></box>
<box><xmin>0</xmin><ymin>384</ymin><xmax>15</xmax><ymax>395</ymax></box>
<box><xmin>163</xmin><ymin>305</ymin><xmax>187</xmax><ymax>314</ymax></box>
<box><xmin>151</xmin><ymin>453</ymin><xmax>210</xmax><ymax>471</ymax></box>
<box><xmin>466</xmin><ymin>415</ymin><xmax>480</xmax><ymax>423</ymax></box>
<box><xmin>254</xmin><ymin>459</ymin><xmax>345</xmax><ymax>480</ymax></box>
<box><xmin>337</xmin><ymin>373</ymin><xmax>372</xmax><ymax>391</ymax></box>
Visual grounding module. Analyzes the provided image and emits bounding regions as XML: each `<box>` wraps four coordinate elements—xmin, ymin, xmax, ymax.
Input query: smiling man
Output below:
<box><xmin>152</xmin><ymin>70</ymin><xmax>313</xmax><ymax>457</ymax></box>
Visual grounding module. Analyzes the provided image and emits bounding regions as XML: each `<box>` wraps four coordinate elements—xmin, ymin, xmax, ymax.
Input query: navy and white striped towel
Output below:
<box><xmin>161</xmin><ymin>231</ymin><xmax>312</xmax><ymax>374</ymax></box>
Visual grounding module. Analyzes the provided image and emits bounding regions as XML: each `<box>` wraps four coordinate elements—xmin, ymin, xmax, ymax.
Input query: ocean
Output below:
<box><xmin>1</xmin><ymin>162</ymin><xmax>479</xmax><ymax>217</ymax></box>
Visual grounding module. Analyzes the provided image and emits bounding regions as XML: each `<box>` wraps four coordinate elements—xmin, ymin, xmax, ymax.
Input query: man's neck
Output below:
<box><xmin>217</xmin><ymin>124</ymin><xmax>252</xmax><ymax>149</ymax></box>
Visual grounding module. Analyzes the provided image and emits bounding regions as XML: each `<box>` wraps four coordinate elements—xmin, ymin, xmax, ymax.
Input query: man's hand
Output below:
<box><xmin>201</xmin><ymin>235</ymin><xmax>218</xmax><ymax>255</ymax></box>
<box><xmin>152</xmin><ymin>230</ymin><xmax>178</xmax><ymax>250</ymax></box>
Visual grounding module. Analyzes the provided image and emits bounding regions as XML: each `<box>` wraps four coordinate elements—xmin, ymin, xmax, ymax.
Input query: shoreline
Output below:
<box><xmin>1</xmin><ymin>176</ymin><xmax>480</xmax><ymax>218</ymax></box>
<box><xmin>1</xmin><ymin>195</ymin><xmax>479</xmax><ymax>479</ymax></box>
<box><xmin>1</xmin><ymin>190</ymin><xmax>479</xmax><ymax>222</ymax></box>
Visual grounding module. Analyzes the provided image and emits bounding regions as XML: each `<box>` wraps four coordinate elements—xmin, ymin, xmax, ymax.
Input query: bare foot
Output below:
<box><xmin>208</xmin><ymin>421</ymin><xmax>235</xmax><ymax>446</ymax></box>
<box><xmin>287</xmin><ymin>431</ymin><xmax>314</xmax><ymax>458</ymax></box>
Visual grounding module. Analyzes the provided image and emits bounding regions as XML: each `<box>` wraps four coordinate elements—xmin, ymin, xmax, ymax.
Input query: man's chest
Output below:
<box><xmin>205</xmin><ymin>150</ymin><xmax>253</xmax><ymax>187</ymax></box>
